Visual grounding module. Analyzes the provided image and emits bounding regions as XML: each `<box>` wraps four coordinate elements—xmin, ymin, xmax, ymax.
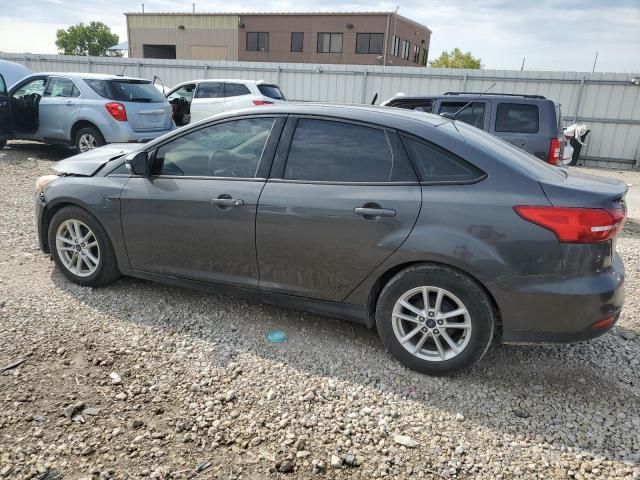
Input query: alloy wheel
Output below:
<box><xmin>78</xmin><ymin>133</ymin><xmax>97</xmax><ymax>152</ymax></box>
<box><xmin>55</xmin><ymin>219</ymin><xmax>100</xmax><ymax>277</ymax></box>
<box><xmin>392</xmin><ymin>286</ymin><xmax>472</xmax><ymax>362</ymax></box>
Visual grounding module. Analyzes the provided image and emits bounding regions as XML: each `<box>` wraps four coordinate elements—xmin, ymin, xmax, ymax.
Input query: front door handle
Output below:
<box><xmin>65</xmin><ymin>101</ymin><xmax>76</xmax><ymax>106</ymax></box>
<box><xmin>211</xmin><ymin>197</ymin><xmax>244</xmax><ymax>207</ymax></box>
<box><xmin>354</xmin><ymin>207</ymin><xmax>396</xmax><ymax>218</ymax></box>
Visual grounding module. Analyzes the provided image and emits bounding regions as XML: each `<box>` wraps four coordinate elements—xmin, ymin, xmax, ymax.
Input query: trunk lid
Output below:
<box><xmin>539</xmin><ymin>169</ymin><xmax>628</xmax><ymax>209</ymax></box>
<box><xmin>54</xmin><ymin>143</ymin><xmax>140</xmax><ymax>176</ymax></box>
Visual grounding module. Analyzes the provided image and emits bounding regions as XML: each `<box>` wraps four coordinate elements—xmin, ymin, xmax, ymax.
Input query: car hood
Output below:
<box><xmin>54</xmin><ymin>144</ymin><xmax>141</xmax><ymax>176</ymax></box>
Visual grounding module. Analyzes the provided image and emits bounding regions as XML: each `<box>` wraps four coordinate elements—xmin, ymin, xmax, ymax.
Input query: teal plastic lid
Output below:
<box><xmin>266</xmin><ymin>330</ymin><xmax>288</xmax><ymax>343</ymax></box>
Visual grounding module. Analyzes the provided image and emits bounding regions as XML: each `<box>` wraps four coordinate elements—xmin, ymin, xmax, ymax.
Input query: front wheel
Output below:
<box><xmin>376</xmin><ymin>264</ymin><xmax>495</xmax><ymax>376</ymax></box>
<box><xmin>48</xmin><ymin>206</ymin><xmax>120</xmax><ymax>287</ymax></box>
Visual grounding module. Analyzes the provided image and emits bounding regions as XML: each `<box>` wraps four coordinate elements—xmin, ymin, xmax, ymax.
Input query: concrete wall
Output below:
<box><xmin>2</xmin><ymin>52</ymin><xmax>639</xmax><ymax>169</ymax></box>
<box><xmin>126</xmin><ymin>14</ymin><xmax>239</xmax><ymax>61</ymax></box>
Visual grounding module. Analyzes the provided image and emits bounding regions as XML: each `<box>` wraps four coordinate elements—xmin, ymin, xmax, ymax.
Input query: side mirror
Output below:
<box><xmin>125</xmin><ymin>151</ymin><xmax>151</xmax><ymax>176</ymax></box>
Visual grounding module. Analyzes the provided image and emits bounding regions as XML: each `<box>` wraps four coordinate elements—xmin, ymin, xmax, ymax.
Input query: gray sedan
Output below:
<box><xmin>34</xmin><ymin>104</ymin><xmax>627</xmax><ymax>375</ymax></box>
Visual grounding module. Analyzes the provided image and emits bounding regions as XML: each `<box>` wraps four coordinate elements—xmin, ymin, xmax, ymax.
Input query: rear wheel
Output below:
<box><xmin>48</xmin><ymin>206</ymin><xmax>120</xmax><ymax>287</ymax></box>
<box><xmin>75</xmin><ymin>126</ymin><xmax>105</xmax><ymax>153</ymax></box>
<box><xmin>376</xmin><ymin>264</ymin><xmax>495</xmax><ymax>376</ymax></box>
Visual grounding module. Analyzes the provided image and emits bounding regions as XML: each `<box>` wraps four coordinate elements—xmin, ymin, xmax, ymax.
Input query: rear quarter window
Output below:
<box><xmin>402</xmin><ymin>136</ymin><xmax>485</xmax><ymax>183</ymax></box>
<box><xmin>495</xmin><ymin>103</ymin><xmax>539</xmax><ymax>133</ymax></box>
<box><xmin>257</xmin><ymin>84</ymin><xmax>285</xmax><ymax>100</ymax></box>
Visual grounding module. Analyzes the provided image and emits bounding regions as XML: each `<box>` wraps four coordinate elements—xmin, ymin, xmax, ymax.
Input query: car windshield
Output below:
<box><xmin>258</xmin><ymin>84</ymin><xmax>285</xmax><ymax>100</ymax></box>
<box><xmin>84</xmin><ymin>79</ymin><xmax>166</xmax><ymax>103</ymax></box>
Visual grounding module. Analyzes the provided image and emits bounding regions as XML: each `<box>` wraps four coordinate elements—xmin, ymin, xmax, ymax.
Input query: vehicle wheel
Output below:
<box><xmin>376</xmin><ymin>264</ymin><xmax>495</xmax><ymax>376</ymax></box>
<box><xmin>75</xmin><ymin>126</ymin><xmax>105</xmax><ymax>153</ymax></box>
<box><xmin>0</xmin><ymin>140</ymin><xmax>6</xmax><ymax>149</ymax></box>
<box><xmin>48</xmin><ymin>206</ymin><xmax>120</xmax><ymax>287</ymax></box>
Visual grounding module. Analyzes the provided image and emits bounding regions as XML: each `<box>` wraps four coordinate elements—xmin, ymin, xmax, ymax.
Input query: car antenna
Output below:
<box><xmin>440</xmin><ymin>82</ymin><xmax>496</xmax><ymax>120</ymax></box>
<box><xmin>117</xmin><ymin>65</ymin><xmax>126</xmax><ymax>77</ymax></box>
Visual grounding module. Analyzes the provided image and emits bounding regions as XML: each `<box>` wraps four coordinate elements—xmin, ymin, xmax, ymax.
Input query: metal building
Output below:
<box><xmin>125</xmin><ymin>12</ymin><xmax>431</xmax><ymax>67</ymax></box>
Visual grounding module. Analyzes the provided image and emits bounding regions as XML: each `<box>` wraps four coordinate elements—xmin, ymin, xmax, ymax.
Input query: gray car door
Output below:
<box><xmin>256</xmin><ymin>116</ymin><xmax>421</xmax><ymax>302</ymax></box>
<box><xmin>120</xmin><ymin>115</ymin><xmax>283</xmax><ymax>288</ymax></box>
<box><xmin>39</xmin><ymin>76</ymin><xmax>82</xmax><ymax>141</ymax></box>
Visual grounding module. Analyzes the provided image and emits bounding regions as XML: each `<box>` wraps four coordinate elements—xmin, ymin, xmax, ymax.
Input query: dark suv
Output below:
<box><xmin>382</xmin><ymin>92</ymin><xmax>564</xmax><ymax>165</ymax></box>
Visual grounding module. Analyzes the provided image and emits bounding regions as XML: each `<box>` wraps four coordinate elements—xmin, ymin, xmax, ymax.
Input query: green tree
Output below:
<box><xmin>55</xmin><ymin>22</ymin><xmax>122</xmax><ymax>57</ymax></box>
<box><xmin>429</xmin><ymin>48</ymin><xmax>481</xmax><ymax>69</ymax></box>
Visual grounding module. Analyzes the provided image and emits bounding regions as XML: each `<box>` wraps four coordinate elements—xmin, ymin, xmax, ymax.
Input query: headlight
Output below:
<box><xmin>35</xmin><ymin>175</ymin><xmax>58</xmax><ymax>192</ymax></box>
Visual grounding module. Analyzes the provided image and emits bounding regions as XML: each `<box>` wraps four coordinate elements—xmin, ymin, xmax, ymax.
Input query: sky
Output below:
<box><xmin>0</xmin><ymin>0</ymin><xmax>638</xmax><ymax>72</ymax></box>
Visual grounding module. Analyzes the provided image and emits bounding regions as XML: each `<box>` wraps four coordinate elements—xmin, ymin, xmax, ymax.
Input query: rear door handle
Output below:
<box><xmin>512</xmin><ymin>138</ymin><xmax>525</xmax><ymax>147</ymax></box>
<box><xmin>354</xmin><ymin>207</ymin><xmax>396</xmax><ymax>218</ymax></box>
<box><xmin>65</xmin><ymin>101</ymin><xmax>76</xmax><ymax>106</ymax></box>
<box><xmin>211</xmin><ymin>198</ymin><xmax>244</xmax><ymax>207</ymax></box>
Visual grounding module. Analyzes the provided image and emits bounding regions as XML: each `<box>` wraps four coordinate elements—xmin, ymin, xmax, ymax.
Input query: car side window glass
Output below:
<box><xmin>195</xmin><ymin>82</ymin><xmax>222</xmax><ymax>99</ymax></box>
<box><xmin>45</xmin><ymin>77</ymin><xmax>79</xmax><ymax>98</ymax></box>
<box><xmin>108</xmin><ymin>163</ymin><xmax>130</xmax><ymax>175</ymax></box>
<box><xmin>438</xmin><ymin>102</ymin><xmax>486</xmax><ymax>129</ymax></box>
<box><xmin>224</xmin><ymin>83</ymin><xmax>251</xmax><ymax>97</ymax></box>
<box><xmin>0</xmin><ymin>75</ymin><xmax>6</xmax><ymax>96</ymax></box>
<box><xmin>152</xmin><ymin>117</ymin><xmax>275</xmax><ymax>178</ymax></box>
<box><xmin>403</xmin><ymin>137</ymin><xmax>485</xmax><ymax>183</ymax></box>
<box><xmin>168</xmin><ymin>84</ymin><xmax>196</xmax><ymax>102</ymax></box>
<box><xmin>495</xmin><ymin>103</ymin><xmax>540</xmax><ymax>133</ymax></box>
<box><xmin>13</xmin><ymin>79</ymin><xmax>46</xmax><ymax>98</ymax></box>
<box><xmin>284</xmin><ymin>119</ymin><xmax>415</xmax><ymax>182</ymax></box>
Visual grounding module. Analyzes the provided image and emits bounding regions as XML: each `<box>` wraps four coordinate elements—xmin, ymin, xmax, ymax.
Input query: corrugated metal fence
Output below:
<box><xmin>2</xmin><ymin>52</ymin><xmax>640</xmax><ymax>169</ymax></box>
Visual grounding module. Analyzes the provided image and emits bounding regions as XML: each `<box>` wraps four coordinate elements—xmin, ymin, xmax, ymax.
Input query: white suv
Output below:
<box><xmin>166</xmin><ymin>79</ymin><xmax>287</xmax><ymax>126</ymax></box>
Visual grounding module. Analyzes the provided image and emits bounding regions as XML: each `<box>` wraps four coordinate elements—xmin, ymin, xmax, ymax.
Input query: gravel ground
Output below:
<box><xmin>1</xmin><ymin>142</ymin><xmax>639</xmax><ymax>480</ymax></box>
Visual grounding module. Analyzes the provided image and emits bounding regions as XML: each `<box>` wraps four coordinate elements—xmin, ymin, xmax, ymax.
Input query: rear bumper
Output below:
<box><xmin>100</xmin><ymin>121</ymin><xmax>174</xmax><ymax>144</ymax></box>
<box><xmin>490</xmin><ymin>253</ymin><xmax>625</xmax><ymax>344</ymax></box>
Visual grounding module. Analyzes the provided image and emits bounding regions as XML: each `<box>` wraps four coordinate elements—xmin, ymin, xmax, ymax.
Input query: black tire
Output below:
<box><xmin>74</xmin><ymin>126</ymin><xmax>106</xmax><ymax>153</ymax></box>
<box><xmin>48</xmin><ymin>206</ymin><xmax>120</xmax><ymax>287</ymax></box>
<box><xmin>376</xmin><ymin>264</ymin><xmax>495</xmax><ymax>376</ymax></box>
<box><xmin>0</xmin><ymin>140</ymin><xmax>6</xmax><ymax>149</ymax></box>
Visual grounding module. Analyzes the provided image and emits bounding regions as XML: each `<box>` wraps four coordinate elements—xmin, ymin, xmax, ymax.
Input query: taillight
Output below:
<box><xmin>252</xmin><ymin>100</ymin><xmax>274</xmax><ymax>106</ymax></box>
<box><xmin>547</xmin><ymin>137</ymin><xmax>561</xmax><ymax>165</ymax></box>
<box><xmin>105</xmin><ymin>102</ymin><xmax>127</xmax><ymax>121</ymax></box>
<box><xmin>513</xmin><ymin>205</ymin><xmax>625</xmax><ymax>243</ymax></box>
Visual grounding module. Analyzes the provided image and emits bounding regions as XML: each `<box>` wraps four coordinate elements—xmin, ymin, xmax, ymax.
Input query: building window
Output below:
<box><xmin>317</xmin><ymin>33</ymin><xmax>343</xmax><ymax>53</ymax></box>
<box><xmin>143</xmin><ymin>44</ymin><xmax>176</xmax><ymax>59</ymax></box>
<box><xmin>402</xmin><ymin>40</ymin><xmax>410</xmax><ymax>60</ymax></box>
<box><xmin>247</xmin><ymin>32</ymin><xmax>269</xmax><ymax>52</ymax></box>
<box><xmin>291</xmin><ymin>32</ymin><xmax>304</xmax><ymax>52</ymax></box>
<box><xmin>413</xmin><ymin>45</ymin><xmax>420</xmax><ymax>63</ymax></box>
<box><xmin>355</xmin><ymin>33</ymin><xmax>384</xmax><ymax>54</ymax></box>
<box><xmin>391</xmin><ymin>35</ymin><xmax>400</xmax><ymax>56</ymax></box>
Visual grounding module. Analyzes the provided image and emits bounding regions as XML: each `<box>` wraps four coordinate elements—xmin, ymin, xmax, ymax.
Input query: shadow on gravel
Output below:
<box><xmin>51</xmin><ymin>268</ymin><xmax>640</xmax><ymax>463</ymax></box>
<box><xmin>1</xmin><ymin>141</ymin><xmax>75</xmax><ymax>163</ymax></box>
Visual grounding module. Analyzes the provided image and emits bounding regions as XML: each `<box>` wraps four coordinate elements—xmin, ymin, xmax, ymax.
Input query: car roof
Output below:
<box><xmin>388</xmin><ymin>93</ymin><xmax>555</xmax><ymax>104</ymax></box>
<box><xmin>171</xmin><ymin>79</ymin><xmax>278</xmax><ymax>87</ymax></box>
<box><xmin>21</xmin><ymin>72</ymin><xmax>151</xmax><ymax>82</ymax></box>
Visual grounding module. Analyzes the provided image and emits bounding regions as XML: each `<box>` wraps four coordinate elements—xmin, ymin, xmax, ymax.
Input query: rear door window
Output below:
<box><xmin>258</xmin><ymin>84</ymin><xmax>285</xmax><ymax>100</ymax></box>
<box><xmin>195</xmin><ymin>82</ymin><xmax>222</xmax><ymax>99</ymax></box>
<box><xmin>284</xmin><ymin>119</ymin><xmax>415</xmax><ymax>182</ymax></box>
<box><xmin>223</xmin><ymin>83</ymin><xmax>251</xmax><ymax>97</ymax></box>
<box><xmin>402</xmin><ymin>136</ymin><xmax>485</xmax><ymax>183</ymax></box>
<box><xmin>438</xmin><ymin>101</ymin><xmax>486</xmax><ymax>129</ymax></box>
<box><xmin>495</xmin><ymin>103</ymin><xmax>539</xmax><ymax>133</ymax></box>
